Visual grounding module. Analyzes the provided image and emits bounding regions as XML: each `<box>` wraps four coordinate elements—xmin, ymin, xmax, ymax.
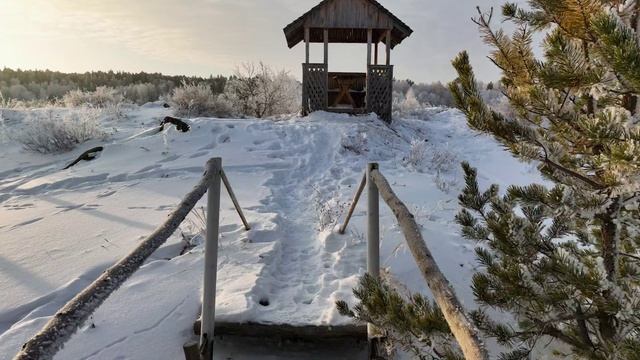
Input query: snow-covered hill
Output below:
<box><xmin>0</xmin><ymin>105</ymin><xmax>543</xmax><ymax>359</ymax></box>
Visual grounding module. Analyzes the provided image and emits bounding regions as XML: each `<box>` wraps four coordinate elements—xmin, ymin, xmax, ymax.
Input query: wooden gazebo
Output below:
<box><xmin>284</xmin><ymin>0</ymin><xmax>413</xmax><ymax>122</ymax></box>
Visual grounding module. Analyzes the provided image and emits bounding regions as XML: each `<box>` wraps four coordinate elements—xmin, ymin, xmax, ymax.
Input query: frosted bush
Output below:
<box><xmin>312</xmin><ymin>186</ymin><xmax>347</xmax><ymax>232</ymax></box>
<box><xmin>403</xmin><ymin>139</ymin><xmax>428</xmax><ymax>170</ymax></box>
<box><xmin>15</xmin><ymin>107</ymin><xmax>106</xmax><ymax>153</ymax></box>
<box><xmin>169</xmin><ymin>81</ymin><xmax>232</xmax><ymax>118</ymax></box>
<box><xmin>224</xmin><ymin>62</ymin><xmax>300</xmax><ymax>118</ymax></box>
<box><xmin>63</xmin><ymin>86</ymin><xmax>123</xmax><ymax>108</ymax></box>
<box><xmin>427</xmin><ymin>147</ymin><xmax>458</xmax><ymax>174</ymax></box>
<box><xmin>341</xmin><ymin>132</ymin><xmax>368</xmax><ymax>155</ymax></box>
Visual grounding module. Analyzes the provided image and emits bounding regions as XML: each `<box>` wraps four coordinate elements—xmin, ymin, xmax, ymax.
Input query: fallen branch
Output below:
<box><xmin>63</xmin><ymin>146</ymin><xmax>104</xmax><ymax>170</ymax></box>
<box><xmin>370</xmin><ymin>169</ymin><xmax>489</xmax><ymax>360</ymax></box>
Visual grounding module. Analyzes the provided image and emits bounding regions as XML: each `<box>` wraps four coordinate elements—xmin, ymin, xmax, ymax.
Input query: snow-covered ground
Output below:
<box><xmin>0</xmin><ymin>105</ymin><xmax>543</xmax><ymax>359</ymax></box>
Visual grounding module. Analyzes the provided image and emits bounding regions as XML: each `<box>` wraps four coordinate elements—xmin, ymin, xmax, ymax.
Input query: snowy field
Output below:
<box><xmin>0</xmin><ymin>105</ymin><xmax>543</xmax><ymax>359</ymax></box>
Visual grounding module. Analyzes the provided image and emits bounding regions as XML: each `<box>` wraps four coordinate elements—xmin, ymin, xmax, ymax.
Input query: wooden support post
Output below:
<box><xmin>324</xmin><ymin>29</ymin><xmax>329</xmax><ymax>65</ymax></box>
<box><xmin>366</xmin><ymin>28</ymin><xmax>372</xmax><ymax>66</ymax></box>
<box><xmin>339</xmin><ymin>172</ymin><xmax>366</xmax><ymax>234</ymax></box>
<box><xmin>305</xmin><ymin>27</ymin><xmax>310</xmax><ymax>64</ymax></box>
<box><xmin>220</xmin><ymin>169</ymin><xmax>251</xmax><ymax>231</ymax></box>
<box><xmin>201</xmin><ymin>158</ymin><xmax>222</xmax><ymax>360</ymax></box>
<box><xmin>366</xmin><ymin>162</ymin><xmax>381</xmax><ymax>359</ymax></box>
<box><xmin>385</xmin><ymin>29</ymin><xmax>391</xmax><ymax>65</ymax></box>
<box><xmin>374</xmin><ymin>42</ymin><xmax>379</xmax><ymax>65</ymax></box>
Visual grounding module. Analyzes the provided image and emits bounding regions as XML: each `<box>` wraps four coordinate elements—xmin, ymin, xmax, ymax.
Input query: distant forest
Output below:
<box><xmin>0</xmin><ymin>68</ymin><xmax>228</xmax><ymax>104</ymax></box>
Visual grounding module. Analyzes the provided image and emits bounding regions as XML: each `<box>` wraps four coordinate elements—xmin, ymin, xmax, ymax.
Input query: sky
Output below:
<box><xmin>0</xmin><ymin>0</ymin><xmax>514</xmax><ymax>83</ymax></box>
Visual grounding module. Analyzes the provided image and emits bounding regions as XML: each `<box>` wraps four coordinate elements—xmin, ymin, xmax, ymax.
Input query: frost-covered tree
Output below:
<box><xmin>224</xmin><ymin>62</ymin><xmax>300</xmax><ymax>118</ymax></box>
<box><xmin>447</xmin><ymin>1</ymin><xmax>640</xmax><ymax>358</ymax></box>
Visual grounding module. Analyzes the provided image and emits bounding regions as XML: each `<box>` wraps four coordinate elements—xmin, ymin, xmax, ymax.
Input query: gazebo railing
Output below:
<box><xmin>366</xmin><ymin>65</ymin><xmax>393</xmax><ymax>122</ymax></box>
<box><xmin>302</xmin><ymin>63</ymin><xmax>328</xmax><ymax>115</ymax></box>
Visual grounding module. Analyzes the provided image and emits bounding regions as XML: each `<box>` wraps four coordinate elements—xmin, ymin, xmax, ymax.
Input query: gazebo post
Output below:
<box><xmin>305</xmin><ymin>27</ymin><xmax>310</xmax><ymax>64</ymax></box>
<box><xmin>324</xmin><ymin>29</ymin><xmax>329</xmax><ymax>65</ymax></box>
<box><xmin>385</xmin><ymin>29</ymin><xmax>391</xmax><ymax>65</ymax></box>
<box><xmin>366</xmin><ymin>28</ymin><xmax>372</xmax><ymax>65</ymax></box>
<box><xmin>374</xmin><ymin>42</ymin><xmax>378</xmax><ymax>65</ymax></box>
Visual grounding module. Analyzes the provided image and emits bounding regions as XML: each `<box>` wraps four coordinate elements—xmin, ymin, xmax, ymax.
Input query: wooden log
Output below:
<box><xmin>220</xmin><ymin>169</ymin><xmax>251</xmax><ymax>231</ymax></box>
<box><xmin>63</xmin><ymin>146</ymin><xmax>104</xmax><ymax>170</ymax></box>
<box><xmin>13</xmin><ymin>158</ymin><xmax>221</xmax><ymax>360</ymax></box>
<box><xmin>339</xmin><ymin>172</ymin><xmax>366</xmax><ymax>234</ymax></box>
<box><xmin>369</xmin><ymin>169</ymin><xmax>489</xmax><ymax>360</ymax></box>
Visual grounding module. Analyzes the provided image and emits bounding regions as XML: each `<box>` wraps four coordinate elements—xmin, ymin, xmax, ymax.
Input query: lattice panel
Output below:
<box><xmin>366</xmin><ymin>65</ymin><xmax>393</xmax><ymax>122</ymax></box>
<box><xmin>302</xmin><ymin>63</ymin><xmax>328</xmax><ymax>115</ymax></box>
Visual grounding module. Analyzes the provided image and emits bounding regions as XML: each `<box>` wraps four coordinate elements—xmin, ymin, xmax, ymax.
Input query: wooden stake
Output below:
<box><xmin>220</xmin><ymin>169</ymin><xmax>251</xmax><ymax>231</ymax></box>
<box><xmin>339</xmin><ymin>172</ymin><xmax>366</xmax><ymax>234</ymax></box>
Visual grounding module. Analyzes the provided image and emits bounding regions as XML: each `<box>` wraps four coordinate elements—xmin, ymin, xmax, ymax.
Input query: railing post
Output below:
<box><xmin>366</xmin><ymin>162</ymin><xmax>381</xmax><ymax>358</ymax></box>
<box><xmin>201</xmin><ymin>157</ymin><xmax>222</xmax><ymax>360</ymax></box>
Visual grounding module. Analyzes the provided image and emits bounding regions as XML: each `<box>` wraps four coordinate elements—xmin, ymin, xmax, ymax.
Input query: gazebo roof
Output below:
<box><xmin>283</xmin><ymin>0</ymin><xmax>413</xmax><ymax>49</ymax></box>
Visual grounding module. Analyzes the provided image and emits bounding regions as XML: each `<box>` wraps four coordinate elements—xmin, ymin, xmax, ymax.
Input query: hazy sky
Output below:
<box><xmin>0</xmin><ymin>0</ymin><xmax>512</xmax><ymax>83</ymax></box>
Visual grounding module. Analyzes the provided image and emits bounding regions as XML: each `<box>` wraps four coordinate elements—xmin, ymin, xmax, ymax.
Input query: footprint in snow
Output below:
<box><xmin>218</xmin><ymin>134</ymin><xmax>231</xmax><ymax>143</ymax></box>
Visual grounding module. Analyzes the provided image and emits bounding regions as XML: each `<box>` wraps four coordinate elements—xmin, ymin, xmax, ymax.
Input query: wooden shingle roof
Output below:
<box><xmin>283</xmin><ymin>0</ymin><xmax>413</xmax><ymax>49</ymax></box>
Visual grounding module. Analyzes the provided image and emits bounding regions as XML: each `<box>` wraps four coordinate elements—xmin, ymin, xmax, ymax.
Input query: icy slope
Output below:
<box><xmin>0</xmin><ymin>107</ymin><xmax>543</xmax><ymax>359</ymax></box>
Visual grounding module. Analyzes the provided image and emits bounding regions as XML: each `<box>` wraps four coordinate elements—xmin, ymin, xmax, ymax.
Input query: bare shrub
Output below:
<box><xmin>14</xmin><ymin>107</ymin><xmax>106</xmax><ymax>153</ymax></box>
<box><xmin>169</xmin><ymin>81</ymin><xmax>232</xmax><ymax>118</ymax></box>
<box><xmin>63</xmin><ymin>86</ymin><xmax>123</xmax><ymax>108</ymax></box>
<box><xmin>179</xmin><ymin>206</ymin><xmax>207</xmax><ymax>255</ymax></box>
<box><xmin>427</xmin><ymin>147</ymin><xmax>458</xmax><ymax>174</ymax></box>
<box><xmin>311</xmin><ymin>185</ymin><xmax>347</xmax><ymax>232</ymax></box>
<box><xmin>224</xmin><ymin>62</ymin><xmax>300</xmax><ymax>118</ymax></box>
<box><xmin>403</xmin><ymin>139</ymin><xmax>428</xmax><ymax>170</ymax></box>
<box><xmin>341</xmin><ymin>132</ymin><xmax>368</xmax><ymax>155</ymax></box>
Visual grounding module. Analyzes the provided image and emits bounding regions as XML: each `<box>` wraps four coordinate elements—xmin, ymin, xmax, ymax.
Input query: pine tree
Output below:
<box><xmin>339</xmin><ymin>1</ymin><xmax>640</xmax><ymax>359</ymax></box>
<box><xmin>447</xmin><ymin>0</ymin><xmax>640</xmax><ymax>358</ymax></box>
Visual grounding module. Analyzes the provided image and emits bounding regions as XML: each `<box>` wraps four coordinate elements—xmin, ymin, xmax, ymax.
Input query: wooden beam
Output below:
<box><xmin>386</xmin><ymin>29</ymin><xmax>391</xmax><ymax>65</ymax></box>
<box><xmin>324</xmin><ymin>29</ymin><xmax>329</xmax><ymax>65</ymax></box>
<box><xmin>305</xmin><ymin>27</ymin><xmax>310</xmax><ymax>64</ymax></box>
<box><xmin>366</xmin><ymin>28</ymin><xmax>372</xmax><ymax>66</ymax></box>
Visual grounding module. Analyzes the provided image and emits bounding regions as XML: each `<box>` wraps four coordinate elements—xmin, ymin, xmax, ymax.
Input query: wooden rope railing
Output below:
<box><xmin>340</xmin><ymin>163</ymin><xmax>489</xmax><ymax>360</ymax></box>
<box><xmin>13</xmin><ymin>157</ymin><xmax>249</xmax><ymax>360</ymax></box>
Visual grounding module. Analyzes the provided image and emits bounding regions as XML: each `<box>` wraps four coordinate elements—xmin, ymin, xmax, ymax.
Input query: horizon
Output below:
<box><xmin>0</xmin><ymin>0</ymin><xmax>518</xmax><ymax>83</ymax></box>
